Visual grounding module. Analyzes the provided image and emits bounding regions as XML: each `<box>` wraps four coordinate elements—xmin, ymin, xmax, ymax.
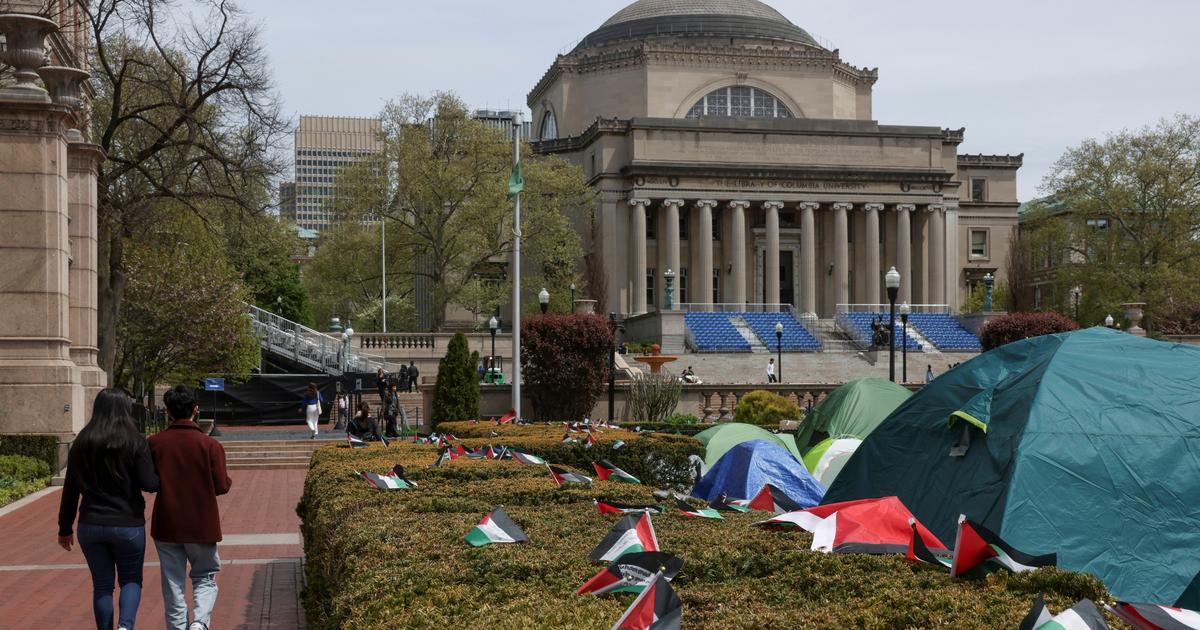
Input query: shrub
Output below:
<box><xmin>299</xmin><ymin>425</ymin><xmax>1112</xmax><ymax>629</ymax></box>
<box><xmin>663</xmin><ymin>413</ymin><xmax>698</xmax><ymax>425</ymax></box>
<box><xmin>980</xmin><ymin>311</ymin><xmax>1080</xmax><ymax>351</ymax></box>
<box><xmin>626</xmin><ymin>372</ymin><xmax>683</xmax><ymax>423</ymax></box>
<box><xmin>521</xmin><ymin>314</ymin><xmax>613</xmax><ymax>422</ymax></box>
<box><xmin>0</xmin><ymin>455</ymin><xmax>52</xmax><ymax>481</ymax></box>
<box><xmin>432</xmin><ymin>332</ymin><xmax>480</xmax><ymax>426</ymax></box>
<box><xmin>733</xmin><ymin>390</ymin><xmax>801</xmax><ymax>425</ymax></box>
<box><xmin>0</xmin><ymin>434</ymin><xmax>59</xmax><ymax>470</ymax></box>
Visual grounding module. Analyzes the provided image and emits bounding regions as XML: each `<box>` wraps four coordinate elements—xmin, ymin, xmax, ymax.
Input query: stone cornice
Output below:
<box><xmin>67</xmin><ymin>142</ymin><xmax>105</xmax><ymax>172</ymax></box>
<box><xmin>621</xmin><ymin>161</ymin><xmax>954</xmax><ymax>184</ymax></box>
<box><xmin>958</xmin><ymin>153</ymin><xmax>1024</xmax><ymax>169</ymax></box>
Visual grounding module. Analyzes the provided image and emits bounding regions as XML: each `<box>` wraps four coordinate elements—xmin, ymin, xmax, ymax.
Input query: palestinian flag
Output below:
<box><xmin>483</xmin><ymin>445</ymin><xmax>498</xmax><ymax>459</ymax></box>
<box><xmin>379</xmin><ymin>432</ymin><xmax>389</xmax><ymax>447</ymax></box>
<box><xmin>490</xmin><ymin>429</ymin><xmax>499</xmax><ymax>437</ymax></box>
<box><xmin>576</xmin><ymin>552</ymin><xmax>684</xmax><ymax>596</ymax></box>
<box><xmin>593</xmin><ymin>460</ymin><xmax>641</xmax><ymax>484</ymax></box>
<box><xmin>467</xmin><ymin>446</ymin><xmax>488</xmax><ymax>459</ymax></box>
<box><xmin>609</xmin><ymin>571</ymin><xmax>681</xmax><ymax>630</ymax></box>
<box><xmin>1038</xmin><ymin>599</ymin><xmax>1110</xmax><ymax>630</ymax></box>
<box><xmin>906</xmin><ymin>519</ymin><xmax>951</xmax><ymax>568</ymax></box>
<box><xmin>511</xmin><ymin>451</ymin><xmax>546</xmax><ymax>466</ymax></box>
<box><xmin>548</xmin><ymin>465</ymin><xmax>592</xmax><ymax>487</ymax></box>
<box><xmin>585</xmin><ymin>433</ymin><xmax>598</xmax><ymax>449</ymax></box>
<box><xmin>746</xmin><ymin>484</ymin><xmax>802</xmax><ymax>514</ymax></box>
<box><xmin>613</xmin><ymin>439</ymin><xmax>626</xmax><ymax>449</ymax></box>
<box><xmin>464</xmin><ymin>506</ymin><xmax>528</xmax><ymax>547</ymax></box>
<box><xmin>588</xmin><ymin>512</ymin><xmax>659</xmax><ymax>562</ymax></box>
<box><xmin>498</xmin><ymin>408</ymin><xmax>516</xmax><ymax>424</ymax></box>
<box><xmin>445</xmin><ymin>433</ymin><xmax>458</xmax><ymax>442</ymax></box>
<box><xmin>495</xmin><ymin>446</ymin><xmax>511</xmax><ymax>460</ymax></box>
<box><xmin>347</xmin><ymin>434</ymin><xmax>368</xmax><ymax>449</ymax></box>
<box><xmin>1111</xmin><ymin>602</ymin><xmax>1200</xmax><ymax>630</ymax></box>
<box><xmin>563</xmin><ymin>433</ymin><xmax>578</xmax><ymax>444</ymax></box>
<box><xmin>950</xmin><ymin>515</ymin><xmax>1056</xmax><ymax>577</ymax></box>
<box><xmin>360</xmin><ymin>471</ymin><xmax>414</xmax><ymax>490</ymax></box>
<box><xmin>595</xmin><ymin>500</ymin><xmax>664</xmax><ymax>515</ymax></box>
<box><xmin>675</xmin><ymin>499</ymin><xmax>722</xmax><ymax>520</ymax></box>
<box><xmin>708</xmin><ymin>495</ymin><xmax>749</xmax><ymax>513</ymax></box>
<box><xmin>434</xmin><ymin>446</ymin><xmax>457</xmax><ymax>467</ymax></box>
<box><xmin>1020</xmin><ymin>593</ymin><xmax>1053</xmax><ymax>630</ymax></box>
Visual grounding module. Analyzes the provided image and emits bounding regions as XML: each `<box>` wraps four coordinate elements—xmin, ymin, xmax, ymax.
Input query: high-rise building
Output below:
<box><xmin>278</xmin><ymin>181</ymin><xmax>297</xmax><ymax>222</ymax></box>
<box><xmin>292</xmin><ymin>116</ymin><xmax>382</xmax><ymax>232</ymax></box>
<box><xmin>473</xmin><ymin>110</ymin><xmax>533</xmax><ymax>141</ymax></box>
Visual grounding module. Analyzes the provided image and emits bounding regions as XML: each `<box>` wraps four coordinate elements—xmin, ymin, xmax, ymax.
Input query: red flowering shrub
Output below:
<box><xmin>980</xmin><ymin>311</ymin><xmax>1080</xmax><ymax>351</ymax></box>
<box><xmin>521</xmin><ymin>314</ymin><xmax>614</xmax><ymax>422</ymax></box>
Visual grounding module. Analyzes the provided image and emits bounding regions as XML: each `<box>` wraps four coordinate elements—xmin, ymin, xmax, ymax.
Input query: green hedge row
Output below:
<box><xmin>299</xmin><ymin>427</ymin><xmax>1112</xmax><ymax>629</ymax></box>
<box><xmin>0</xmin><ymin>434</ymin><xmax>59</xmax><ymax>470</ymax></box>
<box><xmin>0</xmin><ymin>455</ymin><xmax>53</xmax><ymax>507</ymax></box>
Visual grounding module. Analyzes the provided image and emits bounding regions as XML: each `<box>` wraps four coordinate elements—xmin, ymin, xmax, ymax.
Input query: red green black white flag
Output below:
<box><xmin>589</xmin><ymin>512</ymin><xmax>659</xmax><ymax>562</ymax></box>
<box><xmin>1111</xmin><ymin>601</ymin><xmax>1200</xmax><ymax>630</ymax></box>
<box><xmin>594</xmin><ymin>500</ymin><xmax>665</xmax><ymax>515</ymax></box>
<box><xmin>708</xmin><ymin>494</ymin><xmax>750</xmax><ymax>513</ymax></box>
<box><xmin>593</xmin><ymin>460</ymin><xmax>641</xmax><ymax>484</ymax></box>
<box><xmin>548</xmin><ymin>464</ymin><xmax>592</xmax><ymax>487</ymax></box>
<box><xmin>359</xmin><ymin>470</ymin><xmax>415</xmax><ymax>490</ymax></box>
<box><xmin>609</xmin><ymin>571</ymin><xmax>682</xmax><ymax>630</ymax></box>
<box><xmin>674</xmin><ymin>499</ymin><xmax>722</xmax><ymax>519</ymax></box>
<box><xmin>950</xmin><ymin>514</ymin><xmax>1056</xmax><ymax>577</ymax></box>
<box><xmin>1037</xmin><ymin>599</ymin><xmax>1110</xmax><ymax>629</ymax></box>
<box><xmin>347</xmin><ymin>434</ymin><xmax>367</xmax><ymax>448</ymax></box>
<box><xmin>1019</xmin><ymin>593</ymin><xmax>1053</xmax><ymax>630</ymax></box>
<box><xmin>576</xmin><ymin>551</ymin><xmax>684</xmax><ymax>596</ymax></box>
<box><xmin>906</xmin><ymin>519</ymin><xmax>951</xmax><ymax>568</ymax></box>
<box><xmin>464</xmin><ymin>506</ymin><xmax>528</xmax><ymax>547</ymax></box>
<box><xmin>511</xmin><ymin>451</ymin><xmax>547</xmax><ymax>465</ymax></box>
<box><xmin>747</xmin><ymin>484</ymin><xmax>802</xmax><ymax>514</ymax></box>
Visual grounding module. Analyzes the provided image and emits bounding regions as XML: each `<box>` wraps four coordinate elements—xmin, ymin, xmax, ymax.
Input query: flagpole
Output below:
<box><xmin>380</xmin><ymin>213</ymin><xmax>387</xmax><ymax>333</ymax></box>
<box><xmin>511</xmin><ymin>112</ymin><xmax>523</xmax><ymax>422</ymax></box>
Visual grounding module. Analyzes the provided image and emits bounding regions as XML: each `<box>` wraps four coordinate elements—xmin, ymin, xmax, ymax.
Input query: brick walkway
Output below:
<box><xmin>0</xmin><ymin>469</ymin><xmax>308</xmax><ymax>629</ymax></box>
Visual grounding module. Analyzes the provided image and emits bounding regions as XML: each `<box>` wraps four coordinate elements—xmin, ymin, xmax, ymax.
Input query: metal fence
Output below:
<box><xmin>245</xmin><ymin>304</ymin><xmax>404</xmax><ymax>376</ymax></box>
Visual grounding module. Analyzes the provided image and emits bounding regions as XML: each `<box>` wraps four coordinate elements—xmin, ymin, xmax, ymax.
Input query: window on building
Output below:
<box><xmin>679</xmin><ymin>268</ymin><xmax>688</xmax><ymax>303</ymax></box>
<box><xmin>685</xmin><ymin>86</ymin><xmax>793</xmax><ymax>119</ymax></box>
<box><xmin>971</xmin><ymin>178</ymin><xmax>986</xmax><ymax>203</ymax></box>
<box><xmin>1086</xmin><ymin>218</ymin><xmax>1109</xmax><ymax>230</ymax></box>
<box><xmin>647</xmin><ymin>268</ymin><xmax>656</xmax><ymax>307</ymax></box>
<box><xmin>970</xmin><ymin>229</ymin><xmax>989</xmax><ymax>259</ymax></box>
<box><xmin>646</xmin><ymin>213</ymin><xmax>656</xmax><ymax>241</ymax></box>
<box><xmin>712</xmin><ymin>208</ymin><xmax>722</xmax><ymax>241</ymax></box>
<box><xmin>780</xmin><ymin>211</ymin><xmax>796</xmax><ymax>228</ymax></box>
<box><xmin>1034</xmin><ymin>286</ymin><xmax>1043</xmax><ymax>310</ymax></box>
<box><xmin>539</xmin><ymin>111</ymin><xmax>558</xmax><ymax>140</ymax></box>
<box><xmin>712</xmin><ymin>268</ymin><xmax>720</xmax><ymax>303</ymax></box>
<box><xmin>680</xmin><ymin>210</ymin><xmax>689</xmax><ymax>241</ymax></box>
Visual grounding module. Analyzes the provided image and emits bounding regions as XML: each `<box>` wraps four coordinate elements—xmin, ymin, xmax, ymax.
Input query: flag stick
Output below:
<box><xmin>511</xmin><ymin>113</ymin><xmax>523</xmax><ymax>423</ymax></box>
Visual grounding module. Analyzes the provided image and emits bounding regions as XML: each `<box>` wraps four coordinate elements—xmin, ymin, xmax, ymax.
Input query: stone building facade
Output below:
<box><xmin>529</xmin><ymin>0</ymin><xmax>1021</xmax><ymax>318</ymax></box>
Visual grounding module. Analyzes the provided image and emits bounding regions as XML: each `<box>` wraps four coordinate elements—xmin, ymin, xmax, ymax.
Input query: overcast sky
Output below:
<box><xmin>252</xmin><ymin>0</ymin><xmax>1200</xmax><ymax>201</ymax></box>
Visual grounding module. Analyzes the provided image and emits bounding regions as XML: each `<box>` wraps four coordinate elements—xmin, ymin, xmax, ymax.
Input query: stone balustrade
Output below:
<box><xmin>357</xmin><ymin>333</ymin><xmax>438</xmax><ymax>350</ymax></box>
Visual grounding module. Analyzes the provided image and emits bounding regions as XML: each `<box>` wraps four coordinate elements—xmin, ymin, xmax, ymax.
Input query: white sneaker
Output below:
<box><xmin>189</xmin><ymin>623</ymin><xmax>208</xmax><ymax>630</ymax></box>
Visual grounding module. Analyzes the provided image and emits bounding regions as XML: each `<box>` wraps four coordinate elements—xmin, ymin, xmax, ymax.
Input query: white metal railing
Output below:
<box><xmin>245</xmin><ymin>304</ymin><xmax>405</xmax><ymax>376</ymax></box>
<box><xmin>677</xmin><ymin>303</ymin><xmax>796</xmax><ymax>315</ymax></box>
<box><xmin>836</xmin><ymin>304</ymin><xmax>950</xmax><ymax>314</ymax></box>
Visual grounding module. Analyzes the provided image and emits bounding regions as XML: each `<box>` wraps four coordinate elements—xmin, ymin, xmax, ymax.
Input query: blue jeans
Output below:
<box><xmin>155</xmin><ymin>540</ymin><xmax>221</xmax><ymax>630</ymax></box>
<box><xmin>77</xmin><ymin>523</ymin><xmax>146</xmax><ymax>630</ymax></box>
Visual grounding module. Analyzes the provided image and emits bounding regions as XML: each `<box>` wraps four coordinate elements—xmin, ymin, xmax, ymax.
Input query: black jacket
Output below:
<box><xmin>58</xmin><ymin>439</ymin><xmax>159</xmax><ymax>536</ymax></box>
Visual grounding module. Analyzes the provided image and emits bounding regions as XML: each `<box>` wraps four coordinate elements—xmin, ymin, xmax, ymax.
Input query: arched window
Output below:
<box><xmin>539</xmin><ymin>110</ymin><xmax>558</xmax><ymax>140</ymax></box>
<box><xmin>685</xmin><ymin>86</ymin><xmax>793</xmax><ymax>119</ymax></box>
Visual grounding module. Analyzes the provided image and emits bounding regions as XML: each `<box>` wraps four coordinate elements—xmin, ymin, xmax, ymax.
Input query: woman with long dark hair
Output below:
<box><xmin>301</xmin><ymin>382</ymin><xmax>325</xmax><ymax>439</ymax></box>
<box><xmin>58</xmin><ymin>388</ymin><xmax>160</xmax><ymax>630</ymax></box>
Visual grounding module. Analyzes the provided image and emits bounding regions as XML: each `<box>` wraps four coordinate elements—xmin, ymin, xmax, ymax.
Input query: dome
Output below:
<box><xmin>577</xmin><ymin>0</ymin><xmax>820</xmax><ymax>50</ymax></box>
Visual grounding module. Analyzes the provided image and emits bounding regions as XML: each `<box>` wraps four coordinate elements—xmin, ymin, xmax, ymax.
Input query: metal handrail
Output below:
<box><xmin>245</xmin><ymin>304</ymin><xmax>405</xmax><ymax>376</ymax></box>
<box><xmin>677</xmin><ymin>303</ymin><xmax>795</xmax><ymax>315</ymax></box>
<box><xmin>836</xmin><ymin>304</ymin><xmax>950</xmax><ymax>314</ymax></box>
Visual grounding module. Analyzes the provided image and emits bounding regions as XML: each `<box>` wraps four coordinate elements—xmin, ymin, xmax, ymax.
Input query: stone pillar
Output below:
<box><xmin>68</xmin><ymin>141</ymin><xmax>107</xmax><ymax>403</ymax></box>
<box><xmin>832</xmin><ymin>202</ymin><xmax>852</xmax><ymax>310</ymax></box>
<box><xmin>763</xmin><ymin>201</ymin><xmax>783</xmax><ymax>308</ymax></box>
<box><xmin>693</xmin><ymin>200</ymin><xmax>716</xmax><ymax>306</ymax></box>
<box><xmin>799</xmin><ymin>202</ymin><xmax>818</xmax><ymax>317</ymax></box>
<box><xmin>629</xmin><ymin>198</ymin><xmax>650</xmax><ymax>314</ymax></box>
<box><xmin>863</xmin><ymin>203</ymin><xmax>883</xmax><ymax>306</ymax></box>
<box><xmin>895</xmin><ymin>204</ymin><xmax>915</xmax><ymax>304</ymax></box>
<box><xmin>728</xmin><ymin>201</ymin><xmax>750</xmax><ymax>308</ymax></box>
<box><xmin>927</xmin><ymin>204</ymin><xmax>946</xmax><ymax>306</ymax></box>
<box><xmin>0</xmin><ymin>101</ymin><xmax>85</xmax><ymax>436</ymax></box>
<box><xmin>944</xmin><ymin>205</ymin><xmax>960</xmax><ymax>312</ymax></box>
<box><xmin>662</xmin><ymin>199</ymin><xmax>683</xmax><ymax>309</ymax></box>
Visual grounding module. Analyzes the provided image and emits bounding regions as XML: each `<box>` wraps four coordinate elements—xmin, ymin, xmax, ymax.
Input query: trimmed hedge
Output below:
<box><xmin>0</xmin><ymin>455</ymin><xmax>53</xmax><ymax>507</ymax></box>
<box><xmin>0</xmin><ymin>434</ymin><xmax>59</xmax><ymax>470</ymax></box>
<box><xmin>980</xmin><ymin>311</ymin><xmax>1080</xmax><ymax>351</ymax></box>
<box><xmin>300</xmin><ymin>426</ymin><xmax>1112</xmax><ymax>629</ymax></box>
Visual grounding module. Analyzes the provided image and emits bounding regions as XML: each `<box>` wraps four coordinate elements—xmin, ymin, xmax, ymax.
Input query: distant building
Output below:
<box><xmin>292</xmin><ymin>116</ymin><xmax>382</xmax><ymax>232</ymax></box>
<box><xmin>473</xmin><ymin>110</ymin><xmax>533</xmax><ymax>141</ymax></box>
<box><xmin>278</xmin><ymin>181</ymin><xmax>297</xmax><ymax>223</ymax></box>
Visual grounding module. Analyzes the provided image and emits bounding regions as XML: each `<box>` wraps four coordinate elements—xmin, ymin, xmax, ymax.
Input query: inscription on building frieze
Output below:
<box><xmin>0</xmin><ymin>119</ymin><xmax>43</xmax><ymax>132</ymax></box>
<box><xmin>637</xmin><ymin>176</ymin><xmax>869</xmax><ymax>192</ymax></box>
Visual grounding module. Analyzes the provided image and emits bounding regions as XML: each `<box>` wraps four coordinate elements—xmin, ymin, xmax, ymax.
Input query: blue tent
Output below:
<box><xmin>691</xmin><ymin>440</ymin><xmax>825</xmax><ymax>507</ymax></box>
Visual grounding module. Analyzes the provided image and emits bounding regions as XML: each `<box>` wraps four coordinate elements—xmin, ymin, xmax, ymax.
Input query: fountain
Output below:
<box><xmin>633</xmin><ymin>343</ymin><xmax>678</xmax><ymax>374</ymax></box>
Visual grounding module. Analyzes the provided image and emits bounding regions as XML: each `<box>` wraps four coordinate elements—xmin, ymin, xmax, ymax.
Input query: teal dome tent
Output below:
<box><xmin>823</xmin><ymin>327</ymin><xmax>1200</xmax><ymax>607</ymax></box>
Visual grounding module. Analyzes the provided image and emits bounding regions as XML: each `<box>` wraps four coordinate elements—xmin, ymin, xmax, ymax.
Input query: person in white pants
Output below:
<box><xmin>301</xmin><ymin>382</ymin><xmax>324</xmax><ymax>438</ymax></box>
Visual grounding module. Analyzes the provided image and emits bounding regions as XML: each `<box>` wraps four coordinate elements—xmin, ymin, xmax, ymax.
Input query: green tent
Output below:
<box><xmin>694</xmin><ymin>423</ymin><xmax>803</xmax><ymax>467</ymax></box>
<box><xmin>795</xmin><ymin>378</ymin><xmax>912</xmax><ymax>449</ymax></box>
<box><xmin>824</xmin><ymin>328</ymin><xmax>1200</xmax><ymax>607</ymax></box>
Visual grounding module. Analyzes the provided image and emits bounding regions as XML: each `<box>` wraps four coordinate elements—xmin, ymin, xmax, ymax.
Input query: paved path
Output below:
<box><xmin>0</xmin><ymin>469</ymin><xmax>307</xmax><ymax>629</ymax></box>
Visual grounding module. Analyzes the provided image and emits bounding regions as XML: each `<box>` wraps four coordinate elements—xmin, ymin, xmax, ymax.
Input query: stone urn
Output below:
<box><xmin>0</xmin><ymin>13</ymin><xmax>58</xmax><ymax>102</ymax></box>
<box><xmin>1122</xmin><ymin>302</ymin><xmax>1146</xmax><ymax>336</ymax></box>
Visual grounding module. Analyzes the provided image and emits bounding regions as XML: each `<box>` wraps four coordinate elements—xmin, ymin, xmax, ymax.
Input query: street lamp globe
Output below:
<box><xmin>899</xmin><ymin>301</ymin><xmax>911</xmax><ymax>317</ymax></box>
<box><xmin>1105</xmin><ymin>314</ymin><xmax>1114</xmax><ymax>328</ymax></box>
<box><xmin>538</xmin><ymin>287</ymin><xmax>550</xmax><ymax>314</ymax></box>
<box><xmin>774</xmin><ymin>321</ymin><xmax>784</xmax><ymax>335</ymax></box>
<box><xmin>488</xmin><ymin>315</ymin><xmax>498</xmax><ymax>332</ymax></box>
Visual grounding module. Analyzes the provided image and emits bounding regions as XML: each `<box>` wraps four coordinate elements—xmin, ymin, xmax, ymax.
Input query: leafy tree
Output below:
<box><xmin>980</xmin><ymin>312</ymin><xmax>1079</xmax><ymax>351</ymax></box>
<box><xmin>521</xmin><ymin>314</ymin><xmax>613</xmax><ymax>422</ymax></box>
<box><xmin>330</xmin><ymin>92</ymin><xmax>593</xmax><ymax>330</ymax></box>
<box><xmin>222</xmin><ymin>213</ymin><xmax>313</xmax><ymax>325</ymax></box>
<box><xmin>1024</xmin><ymin>115</ymin><xmax>1200</xmax><ymax>330</ymax></box>
<box><xmin>733</xmin><ymin>390</ymin><xmax>801</xmax><ymax>426</ymax></box>
<box><xmin>431</xmin><ymin>333</ymin><xmax>480</xmax><ymax>426</ymax></box>
<box><xmin>302</xmin><ymin>222</ymin><xmax>413</xmax><ymax>331</ymax></box>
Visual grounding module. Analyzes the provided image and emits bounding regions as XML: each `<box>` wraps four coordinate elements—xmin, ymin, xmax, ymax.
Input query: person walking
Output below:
<box><xmin>925</xmin><ymin>364</ymin><xmax>935</xmax><ymax>383</ymax></box>
<box><xmin>407</xmin><ymin>361</ymin><xmax>419</xmax><ymax>393</ymax></box>
<box><xmin>383</xmin><ymin>383</ymin><xmax>401</xmax><ymax>438</ymax></box>
<box><xmin>334</xmin><ymin>393</ymin><xmax>349</xmax><ymax>431</ymax></box>
<box><xmin>398</xmin><ymin>364</ymin><xmax>410</xmax><ymax>394</ymax></box>
<box><xmin>375</xmin><ymin>367</ymin><xmax>389</xmax><ymax>405</ymax></box>
<box><xmin>300</xmin><ymin>382</ymin><xmax>324</xmax><ymax>439</ymax></box>
<box><xmin>766</xmin><ymin>357</ymin><xmax>777</xmax><ymax>383</ymax></box>
<box><xmin>149</xmin><ymin>385</ymin><xmax>233</xmax><ymax>630</ymax></box>
<box><xmin>58</xmin><ymin>388</ymin><xmax>160</xmax><ymax>630</ymax></box>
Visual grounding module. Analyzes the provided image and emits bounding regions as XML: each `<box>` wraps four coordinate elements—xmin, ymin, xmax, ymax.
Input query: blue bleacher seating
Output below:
<box><xmin>907</xmin><ymin>313</ymin><xmax>982</xmax><ymax>351</ymax></box>
<box><xmin>684</xmin><ymin>312</ymin><xmax>821</xmax><ymax>353</ymax></box>
<box><xmin>741</xmin><ymin>313</ymin><xmax>822</xmax><ymax>352</ymax></box>
<box><xmin>838</xmin><ymin>312</ymin><xmax>921</xmax><ymax>351</ymax></box>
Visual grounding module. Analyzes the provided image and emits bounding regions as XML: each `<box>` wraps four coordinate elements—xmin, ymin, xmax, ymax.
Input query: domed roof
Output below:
<box><xmin>577</xmin><ymin>0</ymin><xmax>820</xmax><ymax>50</ymax></box>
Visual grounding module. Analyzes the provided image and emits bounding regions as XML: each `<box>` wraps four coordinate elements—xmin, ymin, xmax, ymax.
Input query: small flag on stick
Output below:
<box><xmin>576</xmin><ymin>552</ymin><xmax>684</xmax><ymax>596</ymax></box>
<box><xmin>464</xmin><ymin>506</ymin><xmax>528</xmax><ymax>547</ymax></box>
<box><xmin>589</xmin><ymin>512</ymin><xmax>659</xmax><ymax>562</ymax></box>
<box><xmin>609</xmin><ymin>571</ymin><xmax>681</xmax><ymax>630</ymax></box>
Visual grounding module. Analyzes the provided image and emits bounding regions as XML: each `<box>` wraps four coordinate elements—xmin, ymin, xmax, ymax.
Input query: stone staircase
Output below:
<box><xmin>729</xmin><ymin>317</ymin><xmax>769</xmax><ymax>353</ymax></box>
<box><xmin>223</xmin><ymin>440</ymin><xmax>325</xmax><ymax>470</ymax></box>
<box><xmin>813</xmin><ymin>319</ymin><xmax>862</xmax><ymax>353</ymax></box>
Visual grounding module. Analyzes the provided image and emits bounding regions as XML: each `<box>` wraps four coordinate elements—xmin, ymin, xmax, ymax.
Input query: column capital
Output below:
<box><xmin>895</xmin><ymin>203</ymin><xmax>916</xmax><ymax>213</ymax></box>
<box><xmin>628</xmin><ymin>197</ymin><xmax>651</xmax><ymax>208</ymax></box>
<box><xmin>762</xmin><ymin>201</ymin><xmax>785</xmax><ymax>211</ymax></box>
<box><xmin>797</xmin><ymin>201</ymin><xmax>820</xmax><ymax>212</ymax></box>
<box><xmin>727</xmin><ymin>200</ymin><xmax>751</xmax><ymax>210</ymax></box>
<box><xmin>831</xmin><ymin>202</ymin><xmax>853</xmax><ymax>212</ymax></box>
<box><xmin>926</xmin><ymin>204</ymin><xmax>945</xmax><ymax>213</ymax></box>
<box><xmin>694</xmin><ymin>199</ymin><xmax>718</xmax><ymax>209</ymax></box>
<box><xmin>662</xmin><ymin>198</ymin><xmax>686</xmax><ymax>208</ymax></box>
<box><xmin>863</xmin><ymin>202</ymin><xmax>884</xmax><ymax>212</ymax></box>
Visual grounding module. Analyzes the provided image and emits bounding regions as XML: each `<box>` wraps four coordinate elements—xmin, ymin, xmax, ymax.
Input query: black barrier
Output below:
<box><xmin>200</xmin><ymin>374</ymin><xmax>341</xmax><ymax>425</ymax></box>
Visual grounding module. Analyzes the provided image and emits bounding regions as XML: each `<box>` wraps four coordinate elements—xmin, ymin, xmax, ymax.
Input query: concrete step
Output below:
<box><xmin>228</xmin><ymin>460</ymin><xmax>312</xmax><ymax>470</ymax></box>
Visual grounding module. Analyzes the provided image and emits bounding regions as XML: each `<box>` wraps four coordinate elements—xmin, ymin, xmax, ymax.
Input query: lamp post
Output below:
<box><xmin>488</xmin><ymin>316</ymin><xmax>498</xmax><ymax>383</ymax></box>
<box><xmin>982</xmin><ymin>273</ymin><xmax>995</xmax><ymax>312</ymax></box>
<box><xmin>1073</xmin><ymin>286</ymin><xmax>1082</xmax><ymax>322</ymax></box>
<box><xmin>570</xmin><ymin>283</ymin><xmax>576</xmax><ymax>311</ymax></box>
<box><xmin>380</xmin><ymin>213</ymin><xmax>387</xmax><ymax>333</ymax></box>
<box><xmin>608</xmin><ymin>313</ymin><xmax>625</xmax><ymax>425</ymax></box>
<box><xmin>1105</xmin><ymin>314</ymin><xmax>1114</xmax><ymax>328</ymax></box>
<box><xmin>774</xmin><ymin>321</ymin><xmax>784</xmax><ymax>382</ymax></box>
<box><xmin>885</xmin><ymin>267</ymin><xmax>901</xmax><ymax>383</ymax></box>
<box><xmin>539</xmin><ymin>288</ymin><xmax>550</xmax><ymax>314</ymax></box>
<box><xmin>510</xmin><ymin>112</ymin><xmax>523</xmax><ymax>422</ymax></box>
<box><xmin>899</xmin><ymin>302</ymin><xmax>911</xmax><ymax>383</ymax></box>
<box><xmin>664</xmin><ymin>268</ymin><xmax>676</xmax><ymax>310</ymax></box>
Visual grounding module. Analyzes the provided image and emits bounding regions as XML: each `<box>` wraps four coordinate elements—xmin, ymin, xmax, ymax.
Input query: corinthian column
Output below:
<box><xmin>895</xmin><ymin>204</ymin><xmax>915</xmax><ymax>304</ymax></box>
<box><xmin>662</xmin><ymin>199</ymin><xmax>683</xmax><ymax>309</ymax></box>
<box><xmin>629</xmin><ymin>198</ymin><xmax>650</xmax><ymax>314</ymax></box>
<box><xmin>763</xmin><ymin>201</ymin><xmax>783</xmax><ymax>308</ymax></box>
<box><xmin>68</xmin><ymin>141</ymin><xmax>107</xmax><ymax>401</ymax></box>
<box><xmin>863</xmin><ymin>203</ymin><xmax>883</xmax><ymax>305</ymax></box>
<box><xmin>832</xmin><ymin>202</ymin><xmax>852</xmax><ymax>309</ymax></box>
<box><xmin>728</xmin><ymin>201</ymin><xmax>750</xmax><ymax>308</ymax></box>
<box><xmin>693</xmin><ymin>200</ymin><xmax>716</xmax><ymax>306</ymax></box>
<box><xmin>927</xmin><ymin>204</ymin><xmax>946</xmax><ymax>306</ymax></box>
<box><xmin>798</xmin><ymin>202</ymin><xmax>819</xmax><ymax>317</ymax></box>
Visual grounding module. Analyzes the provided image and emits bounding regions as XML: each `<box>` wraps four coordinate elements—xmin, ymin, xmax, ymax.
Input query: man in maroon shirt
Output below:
<box><xmin>149</xmin><ymin>385</ymin><xmax>232</xmax><ymax>630</ymax></box>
